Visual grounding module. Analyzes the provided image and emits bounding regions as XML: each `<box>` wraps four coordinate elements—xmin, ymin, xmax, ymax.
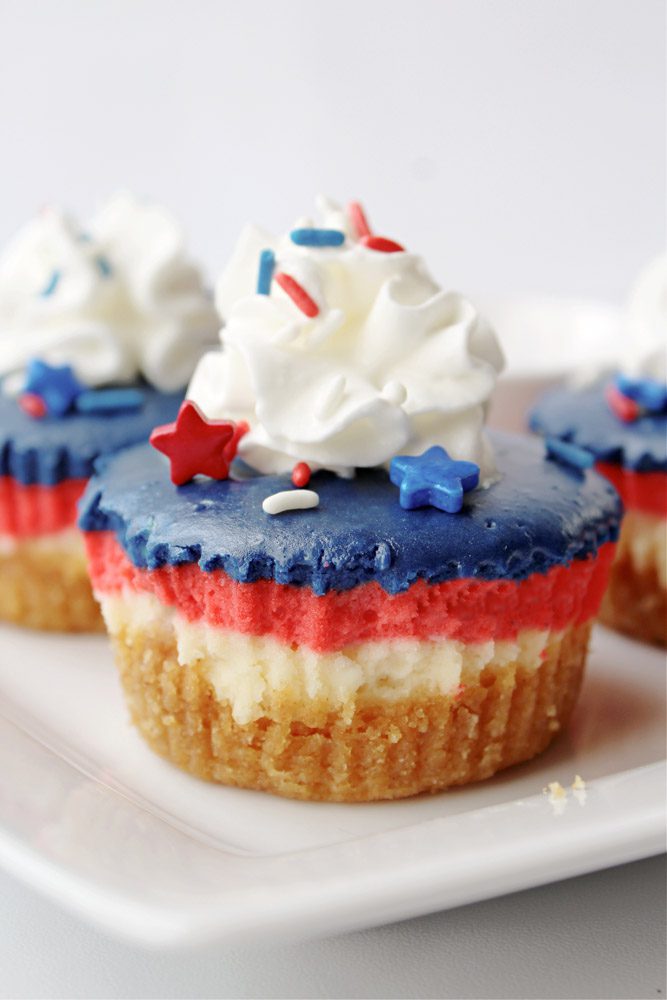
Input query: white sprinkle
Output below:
<box><xmin>317</xmin><ymin>373</ymin><xmax>346</xmax><ymax>420</ymax></box>
<box><xmin>381</xmin><ymin>380</ymin><xmax>407</xmax><ymax>406</ymax></box>
<box><xmin>262</xmin><ymin>489</ymin><xmax>320</xmax><ymax>516</ymax></box>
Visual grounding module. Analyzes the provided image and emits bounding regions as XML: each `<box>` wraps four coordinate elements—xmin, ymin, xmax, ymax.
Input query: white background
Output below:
<box><xmin>0</xmin><ymin>857</ymin><xmax>664</xmax><ymax>1000</ymax></box>
<box><xmin>0</xmin><ymin>2</ymin><xmax>665</xmax><ymax>997</ymax></box>
<box><xmin>0</xmin><ymin>0</ymin><xmax>664</xmax><ymax>302</ymax></box>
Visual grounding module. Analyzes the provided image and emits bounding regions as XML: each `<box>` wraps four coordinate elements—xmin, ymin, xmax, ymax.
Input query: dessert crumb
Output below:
<box><xmin>544</xmin><ymin>780</ymin><xmax>566</xmax><ymax>799</ymax></box>
<box><xmin>543</xmin><ymin>780</ymin><xmax>568</xmax><ymax>815</ymax></box>
<box><xmin>571</xmin><ymin>773</ymin><xmax>587</xmax><ymax>805</ymax></box>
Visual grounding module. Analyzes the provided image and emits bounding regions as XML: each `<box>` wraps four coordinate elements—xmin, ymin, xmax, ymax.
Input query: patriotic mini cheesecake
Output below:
<box><xmin>80</xmin><ymin>199</ymin><xmax>621</xmax><ymax>800</ymax></box>
<box><xmin>531</xmin><ymin>254</ymin><xmax>667</xmax><ymax>646</ymax></box>
<box><xmin>0</xmin><ymin>194</ymin><xmax>218</xmax><ymax>631</ymax></box>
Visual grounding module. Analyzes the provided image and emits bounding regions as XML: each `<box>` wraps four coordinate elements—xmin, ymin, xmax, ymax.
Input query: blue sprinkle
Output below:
<box><xmin>24</xmin><ymin>358</ymin><xmax>84</xmax><ymax>416</ymax></box>
<box><xmin>545</xmin><ymin>437</ymin><xmax>595</xmax><ymax>470</ymax></box>
<box><xmin>615</xmin><ymin>374</ymin><xmax>667</xmax><ymax>413</ymax></box>
<box><xmin>256</xmin><ymin>249</ymin><xmax>275</xmax><ymax>295</ymax></box>
<box><xmin>40</xmin><ymin>270</ymin><xmax>61</xmax><ymax>297</ymax></box>
<box><xmin>74</xmin><ymin>388</ymin><xmax>144</xmax><ymax>415</ymax></box>
<box><xmin>290</xmin><ymin>228</ymin><xmax>346</xmax><ymax>248</ymax></box>
<box><xmin>95</xmin><ymin>255</ymin><xmax>113</xmax><ymax>278</ymax></box>
<box><xmin>390</xmin><ymin>446</ymin><xmax>480</xmax><ymax>513</ymax></box>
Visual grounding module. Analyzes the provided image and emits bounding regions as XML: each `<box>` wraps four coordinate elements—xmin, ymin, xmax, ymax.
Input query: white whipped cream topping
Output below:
<box><xmin>0</xmin><ymin>193</ymin><xmax>219</xmax><ymax>392</ymax></box>
<box><xmin>622</xmin><ymin>252</ymin><xmax>667</xmax><ymax>384</ymax></box>
<box><xmin>188</xmin><ymin>197</ymin><xmax>504</xmax><ymax>478</ymax></box>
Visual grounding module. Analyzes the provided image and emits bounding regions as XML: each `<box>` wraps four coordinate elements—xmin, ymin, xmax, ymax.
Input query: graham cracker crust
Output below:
<box><xmin>599</xmin><ymin>512</ymin><xmax>666</xmax><ymax>646</ymax></box>
<box><xmin>109</xmin><ymin>618</ymin><xmax>591</xmax><ymax>801</ymax></box>
<box><xmin>0</xmin><ymin>539</ymin><xmax>103</xmax><ymax>632</ymax></box>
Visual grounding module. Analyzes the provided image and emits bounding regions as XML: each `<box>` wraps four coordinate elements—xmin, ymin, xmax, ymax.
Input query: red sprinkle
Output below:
<box><xmin>361</xmin><ymin>234</ymin><xmax>405</xmax><ymax>254</ymax></box>
<box><xmin>605</xmin><ymin>383</ymin><xmax>640</xmax><ymax>423</ymax></box>
<box><xmin>291</xmin><ymin>462</ymin><xmax>311</xmax><ymax>488</ymax></box>
<box><xmin>347</xmin><ymin>201</ymin><xmax>372</xmax><ymax>240</ymax></box>
<box><xmin>19</xmin><ymin>393</ymin><xmax>47</xmax><ymax>419</ymax></box>
<box><xmin>274</xmin><ymin>272</ymin><xmax>319</xmax><ymax>318</ymax></box>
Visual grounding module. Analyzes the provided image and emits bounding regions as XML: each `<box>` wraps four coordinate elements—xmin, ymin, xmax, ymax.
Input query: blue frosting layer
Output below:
<box><xmin>79</xmin><ymin>431</ymin><xmax>622</xmax><ymax>595</ymax></box>
<box><xmin>529</xmin><ymin>380</ymin><xmax>667</xmax><ymax>471</ymax></box>
<box><xmin>0</xmin><ymin>386</ymin><xmax>183</xmax><ymax>485</ymax></box>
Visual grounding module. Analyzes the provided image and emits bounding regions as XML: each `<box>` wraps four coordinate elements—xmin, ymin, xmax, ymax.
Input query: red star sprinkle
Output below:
<box><xmin>150</xmin><ymin>401</ymin><xmax>247</xmax><ymax>486</ymax></box>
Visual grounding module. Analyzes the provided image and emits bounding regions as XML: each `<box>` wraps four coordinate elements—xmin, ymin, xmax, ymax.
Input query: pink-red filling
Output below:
<box><xmin>85</xmin><ymin>532</ymin><xmax>616</xmax><ymax>652</ymax></box>
<box><xmin>0</xmin><ymin>477</ymin><xmax>88</xmax><ymax>537</ymax></box>
<box><xmin>596</xmin><ymin>463</ymin><xmax>667</xmax><ymax>518</ymax></box>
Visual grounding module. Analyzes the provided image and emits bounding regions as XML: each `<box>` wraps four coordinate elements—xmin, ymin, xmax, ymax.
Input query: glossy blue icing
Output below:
<box><xmin>79</xmin><ymin>431</ymin><xmax>622</xmax><ymax>595</ymax></box>
<box><xmin>0</xmin><ymin>386</ymin><xmax>183</xmax><ymax>485</ymax></box>
<box><xmin>529</xmin><ymin>380</ymin><xmax>667</xmax><ymax>471</ymax></box>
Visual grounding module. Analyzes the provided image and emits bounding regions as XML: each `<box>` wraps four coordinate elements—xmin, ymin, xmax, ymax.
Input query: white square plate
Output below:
<box><xmin>0</xmin><ymin>623</ymin><xmax>664</xmax><ymax>948</ymax></box>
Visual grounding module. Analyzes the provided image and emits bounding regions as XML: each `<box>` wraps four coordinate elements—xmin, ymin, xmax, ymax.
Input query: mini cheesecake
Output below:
<box><xmin>531</xmin><ymin>380</ymin><xmax>666</xmax><ymax>645</ymax></box>
<box><xmin>80</xmin><ymin>432</ymin><xmax>620</xmax><ymax>801</ymax></box>
<box><xmin>0</xmin><ymin>387</ymin><xmax>183</xmax><ymax>631</ymax></box>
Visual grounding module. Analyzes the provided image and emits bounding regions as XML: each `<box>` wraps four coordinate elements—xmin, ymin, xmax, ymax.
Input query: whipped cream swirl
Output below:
<box><xmin>188</xmin><ymin>197</ymin><xmax>504</xmax><ymax>479</ymax></box>
<box><xmin>0</xmin><ymin>193</ymin><xmax>219</xmax><ymax>392</ymax></box>
<box><xmin>622</xmin><ymin>252</ymin><xmax>667</xmax><ymax>385</ymax></box>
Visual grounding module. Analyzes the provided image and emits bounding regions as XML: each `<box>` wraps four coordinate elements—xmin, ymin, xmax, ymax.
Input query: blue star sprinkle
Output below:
<box><xmin>389</xmin><ymin>446</ymin><xmax>480</xmax><ymax>513</ymax></box>
<box><xmin>614</xmin><ymin>374</ymin><xmax>667</xmax><ymax>414</ymax></box>
<box><xmin>23</xmin><ymin>358</ymin><xmax>84</xmax><ymax>417</ymax></box>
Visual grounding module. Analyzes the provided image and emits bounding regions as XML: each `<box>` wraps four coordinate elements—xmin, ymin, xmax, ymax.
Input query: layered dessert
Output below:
<box><xmin>80</xmin><ymin>198</ymin><xmax>621</xmax><ymax>799</ymax></box>
<box><xmin>0</xmin><ymin>194</ymin><xmax>218</xmax><ymax>630</ymax></box>
<box><xmin>531</xmin><ymin>254</ymin><xmax>667</xmax><ymax>645</ymax></box>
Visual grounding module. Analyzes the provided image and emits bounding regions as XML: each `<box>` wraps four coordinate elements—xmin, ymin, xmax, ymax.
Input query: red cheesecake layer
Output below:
<box><xmin>0</xmin><ymin>477</ymin><xmax>88</xmax><ymax>537</ymax></box>
<box><xmin>86</xmin><ymin>532</ymin><xmax>615</xmax><ymax>652</ymax></box>
<box><xmin>596</xmin><ymin>463</ymin><xmax>667</xmax><ymax>518</ymax></box>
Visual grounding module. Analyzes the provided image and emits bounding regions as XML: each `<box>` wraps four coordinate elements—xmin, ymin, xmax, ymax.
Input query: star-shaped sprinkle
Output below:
<box><xmin>22</xmin><ymin>358</ymin><xmax>84</xmax><ymax>417</ymax></box>
<box><xmin>150</xmin><ymin>401</ymin><xmax>247</xmax><ymax>486</ymax></box>
<box><xmin>389</xmin><ymin>446</ymin><xmax>480</xmax><ymax>513</ymax></box>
